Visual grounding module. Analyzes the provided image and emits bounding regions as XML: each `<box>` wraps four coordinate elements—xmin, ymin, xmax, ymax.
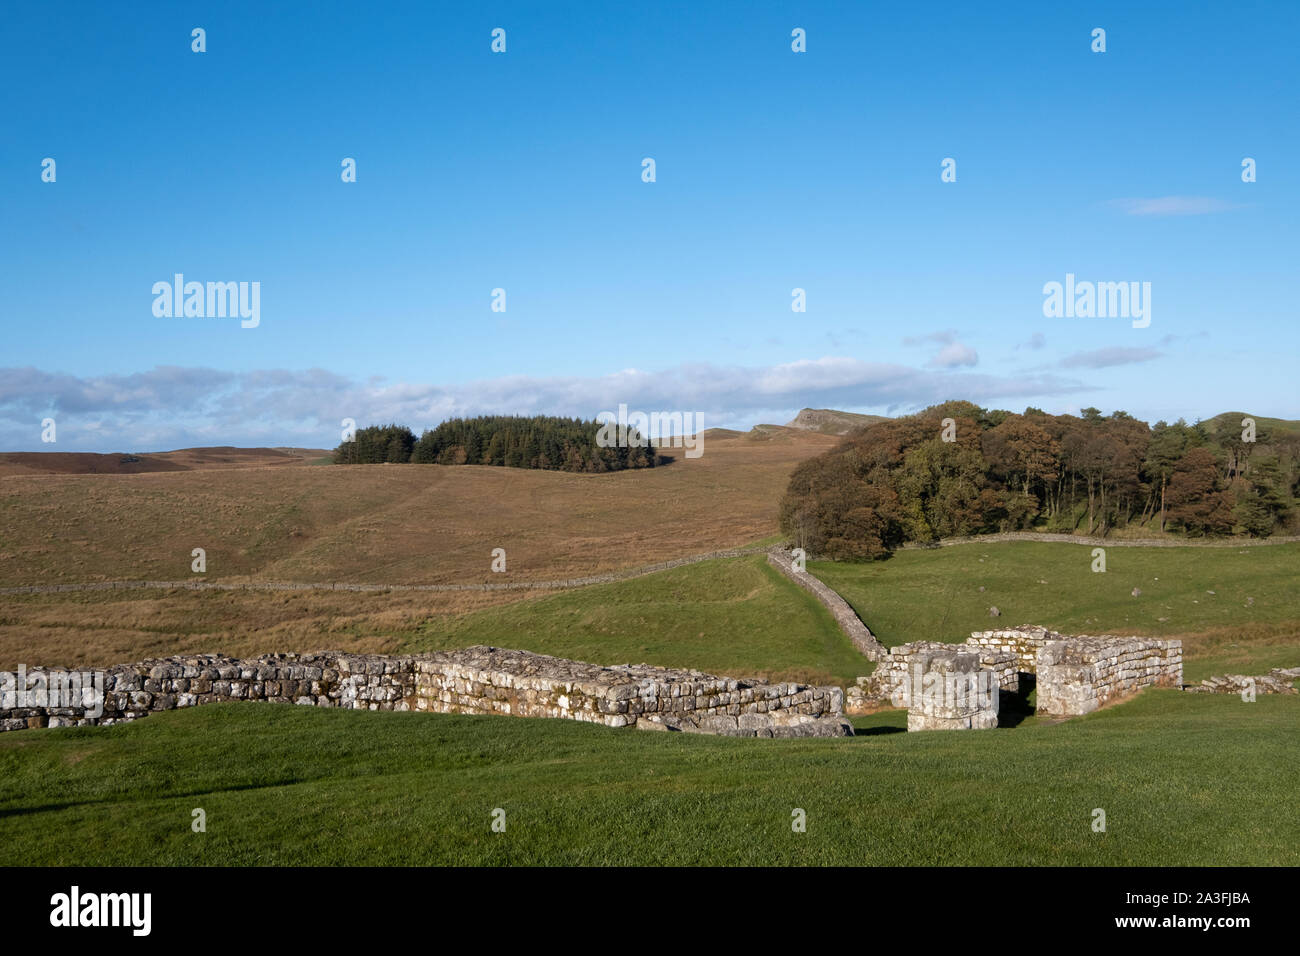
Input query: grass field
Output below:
<box><xmin>0</xmin><ymin>554</ymin><xmax>861</xmax><ymax>683</ymax></box>
<box><xmin>409</xmin><ymin>554</ymin><xmax>863</xmax><ymax>685</ymax></box>
<box><xmin>412</xmin><ymin>541</ymin><xmax>1300</xmax><ymax>684</ymax></box>
<box><xmin>1</xmin><ymin>691</ymin><xmax>1295</xmax><ymax>866</ymax></box>
<box><xmin>810</xmin><ymin>541</ymin><xmax>1300</xmax><ymax>682</ymax></box>
<box><xmin>7</xmin><ymin>542</ymin><xmax>1298</xmax><ymax>684</ymax></box>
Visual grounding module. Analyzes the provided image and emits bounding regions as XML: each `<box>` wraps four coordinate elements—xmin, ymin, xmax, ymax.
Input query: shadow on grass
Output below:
<box><xmin>852</xmin><ymin>725</ymin><xmax>906</xmax><ymax>737</ymax></box>
<box><xmin>0</xmin><ymin>777</ymin><xmax>307</xmax><ymax>820</ymax></box>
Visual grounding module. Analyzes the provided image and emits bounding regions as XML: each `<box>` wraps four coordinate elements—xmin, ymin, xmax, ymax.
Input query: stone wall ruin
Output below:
<box><xmin>1035</xmin><ymin>636</ymin><xmax>1183</xmax><ymax>716</ymax></box>
<box><xmin>0</xmin><ymin>646</ymin><xmax>852</xmax><ymax>738</ymax></box>
<box><xmin>766</xmin><ymin>548</ymin><xmax>886</xmax><ymax>660</ymax></box>
<box><xmin>847</xmin><ymin>624</ymin><xmax>1183</xmax><ymax>722</ymax></box>
<box><xmin>1185</xmin><ymin>667</ymin><xmax>1300</xmax><ymax>696</ymax></box>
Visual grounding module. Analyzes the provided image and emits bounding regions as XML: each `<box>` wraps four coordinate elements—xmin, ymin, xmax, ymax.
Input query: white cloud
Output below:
<box><xmin>928</xmin><ymin>343</ymin><xmax>979</xmax><ymax>368</ymax></box>
<box><xmin>0</xmin><ymin>360</ymin><xmax>1090</xmax><ymax>452</ymax></box>
<box><xmin>902</xmin><ymin>329</ymin><xmax>979</xmax><ymax>369</ymax></box>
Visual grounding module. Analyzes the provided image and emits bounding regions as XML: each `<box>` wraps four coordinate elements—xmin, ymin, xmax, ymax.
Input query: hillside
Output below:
<box><xmin>4</xmin><ymin>406</ymin><xmax>1299</xmax><ymax>669</ymax></box>
<box><xmin>0</xmin><ymin>428</ymin><xmax>841</xmax><ymax>668</ymax></box>
<box><xmin>784</xmin><ymin>408</ymin><xmax>890</xmax><ymax>435</ymax></box>
<box><xmin>0</xmin><ymin>430</ymin><xmax>836</xmax><ymax>589</ymax></box>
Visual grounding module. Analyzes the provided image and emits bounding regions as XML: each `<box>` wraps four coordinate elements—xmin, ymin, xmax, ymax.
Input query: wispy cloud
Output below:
<box><xmin>0</xmin><ymin>360</ymin><xmax>1091</xmax><ymax>452</ymax></box>
<box><xmin>1106</xmin><ymin>196</ymin><xmax>1241</xmax><ymax>217</ymax></box>
<box><xmin>1060</xmin><ymin>347</ymin><xmax>1163</xmax><ymax>369</ymax></box>
<box><xmin>902</xmin><ymin>329</ymin><xmax>959</xmax><ymax>347</ymax></box>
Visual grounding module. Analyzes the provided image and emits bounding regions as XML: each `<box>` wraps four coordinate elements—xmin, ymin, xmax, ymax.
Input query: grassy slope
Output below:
<box><xmin>810</xmin><ymin>541</ymin><xmax>1300</xmax><ymax>681</ymax></box>
<box><xmin>409</xmin><ymin>554</ymin><xmax>864</xmax><ymax>686</ymax></box>
<box><xmin>1</xmin><ymin>693</ymin><xmax>1295</xmax><ymax>866</ymax></box>
<box><xmin>9</xmin><ymin>541</ymin><xmax>1297</xmax><ymax>683</ymax></box>
<box><xmin>0</xmin><ymin>432</ymin><xmax>836</xmax><ymax>666</ymax></box>
<box><xmin>403</xmin><ymin>541</ymin><xmax>1300</xmax><ymax>684</ymax></box>
<box><xmin>0</xmin><ymin>431</ymin><xmax>834</xmax><ymax>589</ymax></box>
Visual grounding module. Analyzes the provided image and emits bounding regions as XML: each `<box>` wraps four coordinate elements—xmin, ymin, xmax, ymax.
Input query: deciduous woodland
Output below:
<box><xmin>779</xmin><ymin>401</ymin><xmax>1299</xmax><ymax>559</ymax></box>
<box><xmin>333</xmin><ymin>416</ymin><xmax>661</xmax><ymax>472</ymax></box>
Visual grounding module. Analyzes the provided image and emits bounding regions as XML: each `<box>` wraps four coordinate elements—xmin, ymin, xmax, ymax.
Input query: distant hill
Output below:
<box><xmin>783</xmin><ymin>408</ymin><xmax>890</xmax><ymax>436</ymax></box>
<box><xmin>0</xmin><ymin>446</ymin><xmax>331</xmax><ymax>477</ymax></box>
<box><xmin>746</xmin><ymin>424</ymin><xmax>815</xmax><ymax>442</ymax></box>
<box><xmin>703</xmin><ymin>422</ymin><xmax>863</xmax><ymax>442</ymax></box>
<box><xmin>1200</xmin><ymin>412</ymin><xmax>1300</xmax><ymax>439</ymax></box>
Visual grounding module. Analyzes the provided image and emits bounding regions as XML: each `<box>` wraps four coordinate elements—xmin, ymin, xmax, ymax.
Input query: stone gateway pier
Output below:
<box><xmin>902</xmin><ymin>650</ymin><xmax>1000</xmax><ymax>731</ymax></box>
<box><xmin>848</xmin><ymin>624</ymin><xmax>1183</xmax><ymax>726</ymax></box>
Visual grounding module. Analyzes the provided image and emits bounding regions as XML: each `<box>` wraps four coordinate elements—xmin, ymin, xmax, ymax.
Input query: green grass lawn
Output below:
<box><xmin>809</xmin><ymin>541</ymin><xmax>1300</xmax><ymax>681</ymax></box>
<box><xmin>408</xmin><ymin>554</ymin><xmax>866</xmax><ymax>685</ymax></box>
<box><xmin>397</xmin><ymin>542</ymin><xmax>1300</xmax><ymax>685</ymax></box>
<box><xmin>1</xmin><ymin>692</ymin><xmax>1295</xmax><ymax>866</ymax></box>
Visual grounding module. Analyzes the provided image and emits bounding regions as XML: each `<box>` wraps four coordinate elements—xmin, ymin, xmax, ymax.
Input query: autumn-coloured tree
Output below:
<box><xmin>1142</xmin><ymin>420</ymin><xmax>1203</xmax><ymax>531</ymax></box>
<box><xmin>981</xmin><ymin>415</ymin><xmax>1059</xmax><ymax>499</ymax></box>
<box><xmin>778</xmin><ymin>401</ymin><xmax>1292</xmax><ymax>559</ymax></box>
<box><xmin>1165</xmin><ymin>447</ymin><xmax>1234</xmax><ymax>536</ymax></box>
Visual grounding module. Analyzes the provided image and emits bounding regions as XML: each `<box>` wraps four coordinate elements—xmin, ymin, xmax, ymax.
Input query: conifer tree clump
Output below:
<box><xmin>331</xmin><ymin>424</ymin><xmax>416</xmax><ymax>464</ymax></box>
<box><xmin>333</xmin><ymin>416</ymin><xmax>661</xmax><ymax>472</ymax></box>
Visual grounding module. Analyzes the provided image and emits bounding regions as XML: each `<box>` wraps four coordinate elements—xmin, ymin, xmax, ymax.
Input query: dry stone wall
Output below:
<box><xmin>412</xmin><ymin>646</ymin><xmax>849</xmax><ymax>736</ymax></box>
<box><xmin>967</xmin><ymin>625</ymin><xmax>1182</xmax><ymax>716</ymax></box>
<box><xmin>766</xmin><ymin>549</ymin><xmax>886</xmax><ymax>660</ymax></box>
<box><xmin>0</xmin><ymin>646</ymin><xmax>850</xmax><ymax>738</ymax></box>
<box><xmin>0</xmin><ymin>653</ymin><xmax>416</xmax><ymax>731</ymax></box>
<box><xmin>1036</xmin><ymin>637</ymin><xmax>1183</xmax><ymax>716</ymax></box>
<box><xmin>900</xmin><ymin>532</ymin><xmax>1300</xmax><ymax>550</ymax></box>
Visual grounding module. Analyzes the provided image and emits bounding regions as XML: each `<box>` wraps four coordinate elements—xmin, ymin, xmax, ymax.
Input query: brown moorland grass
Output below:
<box><xmin>0</xmin><ymin>586</ymin><xmax>520</xmax><ymax>671</ymax></box>
<box><xmin>0</xmin><ymin>430</ymin><xmax>836</xmax><ymax>666</ymax></box>
<box><xmin>0</xmin><ymin>430</ymin><xmax>834</xmax><ymax>588</ymax></box>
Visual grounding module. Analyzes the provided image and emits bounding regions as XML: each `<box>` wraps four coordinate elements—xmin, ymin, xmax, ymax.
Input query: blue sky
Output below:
<box><xmin>2</xmin><ymin>1</ymin><xmax>1296</xmax><ymax>451</ymax></box>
